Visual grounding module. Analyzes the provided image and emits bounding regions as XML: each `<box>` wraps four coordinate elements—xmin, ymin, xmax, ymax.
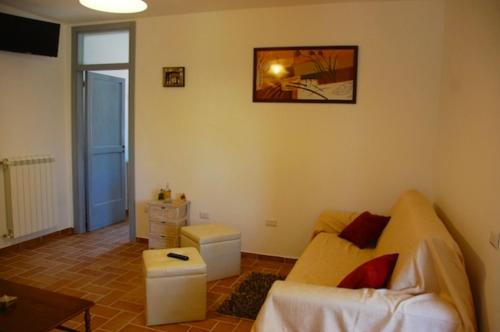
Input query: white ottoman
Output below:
<box><xmin>143</xmin><ymin>247</ymin><xmax>207</xmax><ymax>326</ymax></box>
<box><xmin>180</xmin><ymin>224</ymin><xmax>241</xmax><ymax>281</ymax></box>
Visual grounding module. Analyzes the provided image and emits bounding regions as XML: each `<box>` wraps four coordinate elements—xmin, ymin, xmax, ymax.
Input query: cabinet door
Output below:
<box><xmin>149</xmin><ymin>204</ymin><xmax>188</xmax><ymax>221</ymax></box>
<box><xmin>149</xmin><ymin>233</ymin><xmax>179</xmax><ymax>249</ymax></box>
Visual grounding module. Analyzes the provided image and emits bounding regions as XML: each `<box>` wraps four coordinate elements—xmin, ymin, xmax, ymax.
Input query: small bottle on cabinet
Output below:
<box><xmin>164</xmin><ymin>183</ymin><xmax>172</xmax><ymax>201</ymax></box>
<box><xmin>158</xmin><ymin>189</ymin><xmax>165</xmax><ymax>200</ymax></box>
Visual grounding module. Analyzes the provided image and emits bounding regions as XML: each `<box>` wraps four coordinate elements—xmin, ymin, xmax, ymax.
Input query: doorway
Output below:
<box><xmin>71</xmin><ymin>23</ymin><xmax>136</xmax><ymax>240</ymax></box>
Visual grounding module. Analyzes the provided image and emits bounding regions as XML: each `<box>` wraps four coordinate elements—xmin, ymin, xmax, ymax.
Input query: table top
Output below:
<box><xmin>0</xmin><ymin>278</ymin><xmax>94</xmax><ymax>332</ymax></box>
<box><xmin>143</xmin><ymin>247</ymin><xmax>207</xmax><ymax>278</ymax></box>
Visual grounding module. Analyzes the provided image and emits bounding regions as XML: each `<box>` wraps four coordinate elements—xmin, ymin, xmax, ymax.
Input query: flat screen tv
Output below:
<box><xmin>0</xmin><ymin>12</ymin><xmax>60</xmax><ymax>57</ymax></box>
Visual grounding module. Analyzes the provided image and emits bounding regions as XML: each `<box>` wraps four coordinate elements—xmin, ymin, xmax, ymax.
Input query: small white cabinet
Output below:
<box><xmin>147</xmin><ymin>200</ymin><xmax>190</xmax><ymax>249</ymax></box>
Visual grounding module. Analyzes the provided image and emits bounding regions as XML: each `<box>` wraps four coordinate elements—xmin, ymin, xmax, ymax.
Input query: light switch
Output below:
<box><xmin>265</xmin><ymin>219</ymin><xmax>278</xmax><ymax>227</ymax></box>
<box><xmin>489</xmin><ymin>231</ymin><xmax>500</xmax><ymax>250</ymax></box>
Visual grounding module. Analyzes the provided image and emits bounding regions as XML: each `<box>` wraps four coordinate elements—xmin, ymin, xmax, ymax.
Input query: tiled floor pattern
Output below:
<box><xmin>0</xmin><ymin>222</ymin><xmax>294</xmax><ymax>332</ymax></box>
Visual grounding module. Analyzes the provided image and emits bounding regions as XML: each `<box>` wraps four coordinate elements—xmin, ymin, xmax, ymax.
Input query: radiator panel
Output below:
<box><xmin>2</xmin><ymin>156</ymin><xmax>57</xmax><ymax>239</ymax></box>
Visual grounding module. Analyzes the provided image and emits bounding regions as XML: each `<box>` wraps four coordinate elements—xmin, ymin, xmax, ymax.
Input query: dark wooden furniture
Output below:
<box><xmin>0</xmin><ymin>279</ymin><xmax>94</xmax><ymax>332</ymax></box>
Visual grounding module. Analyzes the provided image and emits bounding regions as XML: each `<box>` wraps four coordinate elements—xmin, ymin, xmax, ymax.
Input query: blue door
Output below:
<box><xmin>86</xmin><ymin>72</ymin><xmax>126</xmax><ymax>231</ymax></box>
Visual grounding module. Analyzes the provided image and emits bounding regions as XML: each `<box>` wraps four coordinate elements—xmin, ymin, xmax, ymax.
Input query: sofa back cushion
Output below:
<box><xmin>375</xmin><ymin>190</ymin><xmax>458</xmax><ymax>292</ymax></box>
<box><xmin>338</xmin><ymin>211</ymin><xmax>391</xmax><ymax>248</ymax></box>
<box><xmin>375</xmin><ymin>190</ymin><xmax>476</xmax><ymax>331</ymax></box>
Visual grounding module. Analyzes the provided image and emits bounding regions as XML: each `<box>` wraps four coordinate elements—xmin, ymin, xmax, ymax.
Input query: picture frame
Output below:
<box><xmin>163</xmin><ymin>66</ymin><xmax>185</xmax><ymax>87</ymax></box>
<box><xmin>253</xmin><ymin>46</ymin><xmax>358</xmax><ymax>104</ymax></box>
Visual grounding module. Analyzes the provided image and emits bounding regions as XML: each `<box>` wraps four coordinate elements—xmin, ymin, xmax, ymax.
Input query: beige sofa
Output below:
<box><xmin>254</xmin><ymin>191</ymin><xmax>476</xmax><ymax>332</ymax></box>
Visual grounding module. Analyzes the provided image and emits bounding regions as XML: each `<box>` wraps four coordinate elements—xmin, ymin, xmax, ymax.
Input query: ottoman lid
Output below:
<box><xmin>143</xmin><ymin>247</ymin><xmax>207</xmax><ymax>278</ymax></box>
<box><xmin>181</xmin><ymin>224</ymin><xmax>241</xmax><ymax>244</ymax></box>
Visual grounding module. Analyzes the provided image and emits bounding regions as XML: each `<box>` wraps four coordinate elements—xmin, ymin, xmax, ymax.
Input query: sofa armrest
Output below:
<box><xmin>312</xmin><ymin>210</ymin><xmax>358</xmax><ymax>238</ymax></box>
<box><xmin>253</xmin><ymin>281</ymin><xmax>462</xmax><ymax>332</ymax></box>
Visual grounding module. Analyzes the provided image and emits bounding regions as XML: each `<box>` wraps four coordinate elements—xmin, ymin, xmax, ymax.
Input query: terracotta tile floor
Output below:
<box><xmin>0</xmin><ymin>222</ymin><xmax>294</xmax><ymax>332</ymax></box>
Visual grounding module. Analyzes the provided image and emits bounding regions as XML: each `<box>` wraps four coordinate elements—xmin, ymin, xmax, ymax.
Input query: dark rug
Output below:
<box><xmin>217</xmin><ymin>272</ymin><xmax>285</xmax><ymax>320</ymax></box>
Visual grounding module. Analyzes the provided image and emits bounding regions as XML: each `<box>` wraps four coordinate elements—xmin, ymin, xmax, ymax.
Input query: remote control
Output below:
<box><xmin>167</xmin><ymin>252</ymin><xmax>189</xmax><ymax>261</ymax></box>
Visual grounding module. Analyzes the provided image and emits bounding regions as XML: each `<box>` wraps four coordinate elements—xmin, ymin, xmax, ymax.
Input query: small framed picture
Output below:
<box><xmin>163</xmin><ymin>67</ymin><xmax>185</xmax><ymax>87</ymax></box>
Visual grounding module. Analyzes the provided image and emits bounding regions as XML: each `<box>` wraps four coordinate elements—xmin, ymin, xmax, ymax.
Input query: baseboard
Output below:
<box><xmin>135</xmin><ymin>238</ymin><xmax>298</xmax><ymax>264</ymax></box>
<box><xmin>0</xmin><ymin>227</ymin><xmax>74</xmax><ymax>253</ymax></box>
<box><xmin>135</xmin><ymin>237</ymin><xmax>148</xmax><ymax>244</ymax></box>
<box><xmin>241</xmin><ymin>251</ymin><xmax>298</xmax><ymax>263</ymax></box>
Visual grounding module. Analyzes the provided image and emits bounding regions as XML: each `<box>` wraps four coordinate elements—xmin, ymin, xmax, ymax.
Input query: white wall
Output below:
<box><xmin>135</xmin><ymin>0</ymin><xmax>445</xmax><ymax>257</ymax></box>
<box><xmin>435</xmin><ymin>0</ymin><xmax>500</xmax><ymax>331</ymax></box>
<box><xmin>0</xmin><ymin>5</ymin><xmax>72</xmax><ymax>248</ymax></box>
<box><xmin>1</xmin><ymin>0</ymin><xmax>497</xmax><ymax>328</ymax></box>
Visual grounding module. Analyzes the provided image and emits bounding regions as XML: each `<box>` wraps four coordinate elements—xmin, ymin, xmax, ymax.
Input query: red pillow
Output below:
<box><xmin>337</xmin><ymin>253</ymin><xmax>399</xmax><ymax>289</ymax></box>
<box><xmin>338</xmin><ymin>211</ymin><xmax>390</xmax><ymax>248</ymax></box>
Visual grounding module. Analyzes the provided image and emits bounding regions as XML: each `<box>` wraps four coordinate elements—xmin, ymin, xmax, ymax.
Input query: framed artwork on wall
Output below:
<box><xmin>253</xmin><ymin>46</ymin><xmax>358</xmax><ymax>104</ymax></box>
<box><xmin>163</xmin><ymin>66</ymin><xmax>185</xmax><ymax>87</ymax></box>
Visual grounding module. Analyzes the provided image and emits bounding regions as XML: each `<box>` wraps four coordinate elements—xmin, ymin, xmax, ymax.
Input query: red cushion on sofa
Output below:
<box><xmin>337</xmin><ymin>253</ymin><xmax>399</xmax><ymax>289</ymax></box>
<box><xmin>338</xmin><ymin>211</ymin><xmax>390</xmax><ymax>248</ymax></box>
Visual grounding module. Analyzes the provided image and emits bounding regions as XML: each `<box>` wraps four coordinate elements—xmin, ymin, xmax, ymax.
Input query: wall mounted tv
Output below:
<box><xmin>0</xmin><ymin>12</ymin><xmax>60</xmax><ymax>57</ymax></box>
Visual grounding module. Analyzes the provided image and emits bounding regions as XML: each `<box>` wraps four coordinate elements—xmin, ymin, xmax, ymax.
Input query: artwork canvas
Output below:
<box><xmin>253</xmin><ymin>46</ymin><xmax>358</xmax><ymax>103</ymax></box>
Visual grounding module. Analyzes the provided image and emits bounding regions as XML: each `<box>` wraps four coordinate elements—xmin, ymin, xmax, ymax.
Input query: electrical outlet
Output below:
<box><xmin>265</xmin><ymin>219</ymin><xmax>278</xmax><ymax>227</ymax></box>
<box><xmin>200</xmin><ymin>212</ymin><xmax>210</xmax><ymax>220</ymax></box>
<box><xmin>489</xmin><ymin>231</ymin><xmax>499</xmax><ymax>250</ymax></box>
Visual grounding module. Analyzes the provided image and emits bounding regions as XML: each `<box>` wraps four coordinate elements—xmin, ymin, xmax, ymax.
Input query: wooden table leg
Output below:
<box><xmin>84</xmin><ymin>308</ymin><xmax>91</xmax><ymax>332</ymax></box>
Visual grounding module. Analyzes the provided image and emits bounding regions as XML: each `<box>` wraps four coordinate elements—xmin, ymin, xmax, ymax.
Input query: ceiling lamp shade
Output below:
<box><xmin>79</xmin><ymin>0</ymin><xmax>148</xmax><ymax>13</ymax></box>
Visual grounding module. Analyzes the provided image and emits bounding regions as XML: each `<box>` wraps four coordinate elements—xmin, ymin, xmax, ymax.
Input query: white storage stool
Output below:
<box><xmin>143</xmin><ymin>247</ymin><xmax>207</xmax><ymax>326</ymax></box>
<box><xmin>180</xmin><ymin>224</ymin><xmax>241</xmax><ymax>281</ymax></box>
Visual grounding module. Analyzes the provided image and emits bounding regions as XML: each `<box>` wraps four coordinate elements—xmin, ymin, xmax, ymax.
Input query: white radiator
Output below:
<box><xmin>1</xmin><ymin>156</ymin><xmax>57</xmax><ymax>239</ymax></box>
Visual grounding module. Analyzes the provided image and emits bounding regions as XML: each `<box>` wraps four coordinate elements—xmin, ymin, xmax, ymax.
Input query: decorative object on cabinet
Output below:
<box><xmin>253</xmin><ymin>46</ymin><xmax>358</xmax><ymax>104</ymax></box>
<box><xmin>148</xmin><ymin>200</ymin><xmax>190</xmax><ymax>249</ymax></box>
<box><xmin>175</xmin><ymin>192</ymin><xmax>187</xmax><ymax>202</ymax></box>
<box><xmin>157</xmin><ymin>189</ymin><xmax>165</xmax><ymax>201</ymax></box>
<box><xmin>157</xmin><ymin>183</ymin><xmax>172</xmax><ymax>201</ymax></box>
<box><xmin>163</xmin><ymin>67</ymin><xmax>185</xmax><ymax>87</ymax></box>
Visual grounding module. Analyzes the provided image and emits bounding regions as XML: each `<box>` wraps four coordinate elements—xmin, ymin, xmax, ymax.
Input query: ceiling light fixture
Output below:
<box><xmin>79</xmin><ymin>0</ymin><xmax>148</xmax><ymax>14</ymax></box>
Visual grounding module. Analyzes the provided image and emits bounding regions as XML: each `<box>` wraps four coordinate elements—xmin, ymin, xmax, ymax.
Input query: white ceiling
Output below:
<box><xmin>0</xmin><ymin>0</ymin><xmax>383</xmax><ymax>24</ymax></box>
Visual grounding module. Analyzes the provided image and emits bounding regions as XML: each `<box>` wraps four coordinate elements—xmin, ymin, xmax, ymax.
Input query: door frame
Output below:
<box><xmin>71</xmin><ymin>22</ymin><xmax>136</xmax><ymax>241</ymax></box>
